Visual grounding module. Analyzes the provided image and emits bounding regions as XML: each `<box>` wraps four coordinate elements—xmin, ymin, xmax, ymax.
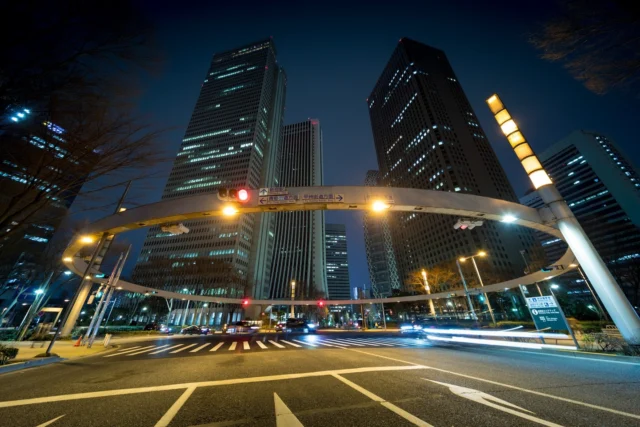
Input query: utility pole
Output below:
<box><xmin>455</xmin><ymin>260</ymin><xmax>477</xmax><ymax>321</ymax></box>
<box><xmin>421</xmin><ymin>269</ymin><xmax>436</xmax><ymax>318</ymax></box>
<box><xmin>290</xmin><ymin>280</ymin><xmax>296</xmax><ymax>318</ymax></box>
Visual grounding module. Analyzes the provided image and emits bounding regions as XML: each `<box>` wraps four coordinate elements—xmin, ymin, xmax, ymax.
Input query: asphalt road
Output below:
<box><xmin>0</xmin><ymin>332</ymin><xmax>639</xmax><ymax>427</ymax></box>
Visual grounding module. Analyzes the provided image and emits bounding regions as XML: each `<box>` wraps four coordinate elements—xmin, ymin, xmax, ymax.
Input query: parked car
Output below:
<box><xmin>180</xmin><ymin>325</ymin><xmax>208</xmax><ymax>335</ymax></box>
<box><xmin>144</xmin><ymin>323</ymin><xmax>160</xmax><ymax>331</ymax></box>
<box><xmin>223</xmin><ymin>321</ymin><xmax>260</xmax><ymax>335</ymax></box>
<box><xmin>280</xmin><ymin>318</ymin><xmax>316</xmax><ymax>334</ymax></box>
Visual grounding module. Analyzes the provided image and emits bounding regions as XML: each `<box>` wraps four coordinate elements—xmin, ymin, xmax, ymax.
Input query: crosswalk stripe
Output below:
<box><xmin>269</xmin><ymin>340</ymin><xmax>285</xmax><ymax>348</ymax></box>
<box><xmin>278</xmin><ymin>339</ymin><xmax>300</xmax><ymax>348</ymax></box>
<box><xmin>362</xmin><ymin>339</ymin><xmax>395</xmax><ymax>346</ymax></box>
<box><xmin>149</xmin><ymin>344</ymin><xmax>183</xmax><ymax>355</ymax></box>
<box><xmin>128</xmin><ymin>344</ymin><xmax>170</xmax><ymax>356</ymax></box>
<box><xmin>190</xmin><ymin>343</ymin><xmax>211</xmax><ymax>353</ymax></box>
<box><xmin>336</xmin><ymin>338</ymin><xmax>380</xmax><ymax>347</ymax></box>
<box><xmin>243</xmin><ymin>341</ymin><xmax>250</xmax><ymax>350</ymax></box>
<box><xmin>210</xmin><ymin>342</ymin><xmax>224</xmax><ymax>352</ymax></box>
<box><xmin>229</xmin><ymin>342</ymin><xmax>237</xmax><ymax>351</ymax></box>
<box><xmin>171</xmin><ymin>343</ymin><xmax>198</xmax><ymax>353</ymax></box>
<box><xmin>104</xmin><ymin>346</ymin><xmax>148</xmax><ymax>357</ymax></box>
<box><xmin>256</xmin><ymin>340</ymin><xmax>267</xmax><ymax>349</ymax></box>
<box><xmin>314</xmin><ymin>340</ymin><xmax>339</xmax><ymax>348</ymax></box>
<box><xmin>328</xmin><ymin>339</ymin><xmax>364</xmax><ymax>347</ymax></box>
<box><xmin>292</xmin><ymin>339</ymin><xmax>316</xmax><ymax>347</ymax></box>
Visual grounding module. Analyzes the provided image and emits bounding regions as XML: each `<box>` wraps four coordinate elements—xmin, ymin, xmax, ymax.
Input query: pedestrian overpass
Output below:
<box><xmin>62</xmin><ymin>186</ymin><xmax>576</xmax><ymax>306</ymax></box>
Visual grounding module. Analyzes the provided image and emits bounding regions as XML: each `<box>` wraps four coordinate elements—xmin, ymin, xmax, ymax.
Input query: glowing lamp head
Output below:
<box><xmin>222</xmin><ymin>206</ymin><xmax>238</xmax><ymax>216</ymax></box>
<box><xmin>501</xmin><ymin>215</ymin><xmax>517</xmax><ymax>223</ymax></box>
<box><xmin>119</xmin><ymin>207</ymin><xmax>127</xmax><ymax>212</ymax></box>
<box><xmin>477</xmin><ymin>251</ymin><xmax>487</xmax><ymax>257</ymax></box>
<box><xmin>237</xmin><ymin>189</ymin><xmax>249</xmax><ymax>202</ymax></box>
<box><xmin>551</xmin><ymin>284</ymin><xmax>559</xmax><ymax>290</ymax></box>
<box><xmin>371</xmin><ymin>200</ymin><xmax>390</xmax><ymax>212</ymax></box>
<box><xmin>63</xmin><ymin>257</ymin><xmax>73</xmax><ymax>262</ymax></box>
<box><xmin>459</xmin><ymin>257</ymin><xmax>466</xmax><ymax>262</ymax></box>
<box><xmin>79</xmin><ymin>235</ymin><xmax>95</xmax><ymax>244</ymax></box>
<box><xmin>569</xmin><ymin>263</ymin><xmax>578</xmax><ymax>268</ymax></box>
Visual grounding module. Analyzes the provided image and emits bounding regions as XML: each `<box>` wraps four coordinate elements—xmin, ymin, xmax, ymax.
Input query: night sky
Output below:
<box><xmin>72</xmin><ymin>0</ymin><xmax>639</xmax><ymax>289</ymax></box>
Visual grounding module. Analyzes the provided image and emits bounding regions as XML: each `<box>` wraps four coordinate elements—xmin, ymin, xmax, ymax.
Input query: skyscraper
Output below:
<box><xmin>367</xmin><ymin>38</ymin><xmax>536</xmax><ymax>283</ymax></box>
<box><xmin>521</xmin><ymin>130</ymin><xmax>640</xmax><ymax>305</ymax></box>
<box><xmin>325</xmin><ymin>224</ymin><xmax>350</xmax><ymax>300</ymax></box>
<box><xmin>269</xmin><ymin>120</ymin><xmax>327</xmax><ymax>299</ymax></box>
<box><xmin>133</xmin><ymin>39</ymin><xmax>286</xmax><ymax>324</ymax></box>
<box><xmin>363</xmin><ymin>170</ymin><xmax>400</xmax><ymax>297</ymax></box>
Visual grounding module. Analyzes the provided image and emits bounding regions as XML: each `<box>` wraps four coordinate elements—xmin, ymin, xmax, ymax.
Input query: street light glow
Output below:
<box><xmin>501</xmin><ymin>215</ymin><xmax>517</xmax><ymax>223</ymax></box>
<box><xmin>85</xmin><ymin>275</ymin><xmax>91</xmax><ymax>280</ymax></box>
<box><xmin>371</xmin><ymin>200</ymin><xmax>390</xmax><ymax>212</ymax></box>
<box><xmin>222</xmin><ymin>205</ymin><xmax>238</xmax><ymax>216</ymax></box>
<box><xmin>79</xmin><ymin>235</ymin><xmax>95</xmax><ymax>244</ymax></box>
<box><xmin>569</xmin><ymin>263</ymin><xmax>578</xmax><ymax>268</ymax></box>
<box><xmin>551</xmin><ymin>284</ymin><xmax>559</xmax><ymax>289</ymax></box>
<box><xmin>63</xmin><ymin>257</ymin><xmax>72</xmax><ymax>262</ymax></box>
<box><xmin>34</xmin><ymin>289</ymin><xmax>44</xmax><ymax>295</ymax></box>
<box><xmin>477</xmin><ymin>251</ymin><xmax>487</xmax><ymax>257</ymax></box>
<box><xmin>119</xmin><ymin>207</ymin><xmax>127</xmax><ymax>212</ymax></box>
<box><xmin>421</xmin><ymin>269</ymin><xmax>427</xmax><ymax>279</ymax></box>
<box><xmin>459</xmin><ymin>257</ymin><xmax>466</xmax><ymax>262</ymax></box>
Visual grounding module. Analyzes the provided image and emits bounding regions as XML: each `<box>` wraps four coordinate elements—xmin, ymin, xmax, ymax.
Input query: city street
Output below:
<box><xmin>0</xmin><ymin>333</ymin><xmax>638</xmax><ymax>426</ymax></box>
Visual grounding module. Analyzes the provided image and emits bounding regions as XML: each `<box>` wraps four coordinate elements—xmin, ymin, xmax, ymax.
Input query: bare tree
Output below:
<box><xmin>530</xmin><ymin>0</ymin><xmax>640</xmax><ymax>95</ymax></box>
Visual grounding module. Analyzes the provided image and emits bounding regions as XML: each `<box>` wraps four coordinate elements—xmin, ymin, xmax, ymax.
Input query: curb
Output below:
<box><xmin>552</xmin><ymin>349</ymin><xmax>640</xmax><ymax>363</ymax></box>
<box><xmin>0</xmin><ymin>356</ymin><xmax>66</xmax><ymax>375</ymax></box>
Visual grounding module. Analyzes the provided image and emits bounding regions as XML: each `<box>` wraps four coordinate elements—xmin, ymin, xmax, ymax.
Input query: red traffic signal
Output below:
<box><xmin>238</xmin><ymin>189</ymin><xmax>249</xmax><ymax>202</ymax></box>
<box><xmin>242</xmin><ymin>299</ymin><xmax>249</xmax><ymax>306</ymax></box>
<box><xmin>317</xmin><ymin>300</ymin><xmax>325</xmax><ymax>307</ymax></box>
<box><xmin>217</xmin><ymin>187</ymin><xmax>250</xmax><ymax>202</ymax></box>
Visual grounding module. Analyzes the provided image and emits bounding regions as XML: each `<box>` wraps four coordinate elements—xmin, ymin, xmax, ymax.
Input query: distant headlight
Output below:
<box><xmin>307</xmin><ymin>323</ymin><xmax>316</xmax><ymax>329</ymax></box>
<box><xmin>413</xmin><ymin>325</ymin><xmax>422</xmax><ymax>330</ymax></box>
<box><xmin>250</xmin><ymin>326</ymin><xmax>260</xmax><ymax>330</ymax></box>
<box><xmin>400</xmin><ymin>325</ymin><xmax>413</xmax><ymax>330</ymax></box>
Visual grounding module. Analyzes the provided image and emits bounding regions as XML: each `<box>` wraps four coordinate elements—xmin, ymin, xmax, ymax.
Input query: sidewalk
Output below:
<box><xmin>1</xmin><ymin>340</ymin><xmax>107</xmax><ymax>362</ymax></box>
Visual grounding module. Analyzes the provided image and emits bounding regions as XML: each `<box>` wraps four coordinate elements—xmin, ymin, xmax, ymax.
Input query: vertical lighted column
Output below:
<box><xmin>487</xmin><ymin>94</ymin><xmax>640</xmax><ymax>344</ymax></box>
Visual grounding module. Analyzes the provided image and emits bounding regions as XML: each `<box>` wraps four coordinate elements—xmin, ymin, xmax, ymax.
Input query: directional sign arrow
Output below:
<box><xmin>259</xmin><ymin>197</ymin><xmax>267</xmax><ymax>205</ymax></box>
<box><xmin>336</xmin><ymin>194</ymin><xmax>344</xmax><ymax>202</ymax></box>
<box><xmin>425</xmin><ymin>379</ymin><xmax>563</xmax><ymax>427</ymax></box>
<box><xmin>259</xmin><ymin>188</ymin><xmax>268</xmax><ymax>196</ymax></box>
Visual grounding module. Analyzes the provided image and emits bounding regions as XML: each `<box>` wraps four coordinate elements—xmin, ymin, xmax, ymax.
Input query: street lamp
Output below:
<box><xmin>290</xmin><ymin>280</ymin><xmax>296</xmax><ymax>318</ymax></box>
<box><xmin>222</xmin><ymin>205</ymin><xmax>238</xmax><ymax>216</ymax></box>
<box><xmin>487</xmin><ymin>93</ymin><xmax>640</xmax><ymax>344</ymax></box>
<box><xmin>79</xmin><ymin>235</ymin><xmax>95</xmax><ymax>244</ymax></box>
<box><xmin>459</xmin><ymin>251</ymin><xmax>496</xmax><ymax>325</ymax></box>
<box><xmin>371</xmin><ymin>200</ymin><xmax>390</xmax><ymax>212</ymax></box>
<box><xmin>421</xmin><ymin>269</ymin><xmax>436</xmax><ymax>317</ymax></box>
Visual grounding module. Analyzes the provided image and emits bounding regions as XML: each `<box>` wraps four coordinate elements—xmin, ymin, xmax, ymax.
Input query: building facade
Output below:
<box><xmin>132</xmin><ymin>39</ymin><xmax>286</xmax><ymax>324</ymax></box>
<box><xmin>362</xmin><ymin>170</ymin><xmax>401</xmax><ymax>297</ymax></box>
<box><xmin>269</xmin><ymin>120</ymin><xmax>327</xmax><ymax>299</ymax></box>
<box><xmin>325</xmin><ymin>224</ymin><xmax>350</xmax><ymax>300</ymax></box>
<box><xmin>521</xmin><ymin>130</ymin><xmax>640</xmax><ymax>306</ymax></box>
<box><xmin>367</xmin><ymin>38</ymin><xmax>537</xmax><ymax>285</ymax></box>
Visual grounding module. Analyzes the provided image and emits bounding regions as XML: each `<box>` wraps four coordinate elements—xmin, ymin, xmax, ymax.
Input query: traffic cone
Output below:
<box><xmin>73</xmin><ymin>335</ymin><xmax>83</xmax><ymax>347</ymax></box>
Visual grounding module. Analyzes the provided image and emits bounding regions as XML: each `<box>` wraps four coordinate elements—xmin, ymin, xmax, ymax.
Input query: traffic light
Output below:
<box><xmin>217</xmin><ymin>188</ymin><xmax>250</xmax><ymax>203</ymax></box>
<box><xmin>317</xmin><ymin>300</ymin><xmax>325</xmax><ymax>307</ymax></box>
<box><xmin>242</xmin><ymin>299</ymin><xmax>249</xmax><ymax>306</ymax></box>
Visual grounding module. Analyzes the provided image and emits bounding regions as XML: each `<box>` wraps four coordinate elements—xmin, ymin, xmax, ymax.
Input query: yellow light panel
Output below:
<box><xmin>529</xmin><ymin>169</ymin><xmax>552</xmax><ymax>189</ymax></box>
<box><xmin>500</xmin><ymin>120</ymin><xmax>518</xmax><ymax>136</ymax></box>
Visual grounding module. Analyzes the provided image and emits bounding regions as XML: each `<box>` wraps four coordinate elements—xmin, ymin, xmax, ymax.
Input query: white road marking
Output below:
<box><xmin>279</xmin><ymin>340</ymin><xmax>300</xmax><ymax>348</ymax></box>
<box><xmin>229</xmin><ymin>342</ymin><xmax>237</xmax><ymax>351</ymax></box>
<box><xmin>256</xmin><ymin>340</ymin><xmax>268</xmax><ymax>349</ymax></box>
<box><xmin>348</xmin><ymin>348</ymin><xmax>640</xmax><ymax>421</ymax></box>
<box><xmin>36</xmin><ymin>414</ymin><xmax>65</xmax><ymax>427</ymax></box>
<box><xmin>154</xmin><ymin>386</ymin><xmax>196</xmax><ymax>427</ymax></box>
<box><xmin>243</xmin><ymin>341</ymin><xmax>250</xmax><ymax>350</ymax></box>
<box><xmin>491</xmin><ymin>348</ymin><xmax>640</xmax><ymax>366</ymax></box>
<box><xmin>269</xmin><ymin>340</ymin><xmax>286</xmax><ymax>348</ymax></box>
<box><xmin>332</xmin><ymin>374</ymin><xmax>433</xmax><ymax>426</ymax></box>
<box><xmin>127</xmin><ymin>345</ymin><xmax>170</xmax><ymax>356</ymax></box>
<box><xmin>426</xmin><ymin>380</ymin><xmax>563</xmax><ymax>427</ymax></box>
<box><xmin>190</xmin><ymin>343</ymin><xmax>211</xmax><ymax>353</ymax></box>
<box><xmin>149</xmin><ymin>344</ymin><xmax>183</xmax><ymax>355</ymax></box>
<box><xmin>171</xmin><ymin>343</ymin><xmax>197</xmax><ymax>354</ymax></box>
<box><xmin>339</xmin><ymin>338</ymin><xmax>380</xmax><ymax>347</ymax></box>
<box><xmin>313</xmin><ymin>340</ymin><xmax>338</xmax><ymax>348</ymax></box>
<box><xmin>329</xmin><ymin>339</ymin><xmax>364</xmax><ymax>347</ymax></box>
<box><xmin>361</xmin><ymin>339</ymin><xmax>394</xmax><ymax>347</ymax></box>
<box><xmin>0</xmin><ymin>365</ymin><xmax>426</xmax><ymax>408</ymax></box>
<box><xmin>103</xmin><ymin>346</ymin><xmax>150</xmax><ymax>357</ymax></box>
<box><xmin>292</xmin><ymin>339</ymin><xmax>316</xmax><ymax>347</ymax></box>
<box><xmin>210</xmin><ymin>342</ymin><xmax>224</xmax><ymax>352</ymax></box>
<box><xmin>274</xmin><ymin>392</ymin><xmax>304</xmax><ymax>427</ymax></box>
<box><xmin>318</xmin><ymin>339</ymin><xmax>349</xmax><ymax>348</ymax></box>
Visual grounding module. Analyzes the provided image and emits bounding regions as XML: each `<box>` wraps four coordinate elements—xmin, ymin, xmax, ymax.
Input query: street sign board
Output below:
<box><xmin>258</xmin><ymin>187</ymin><xmax>288</xmax><ymax>196</ymax></box>
<box><xmin>301</xmin><ymin>193</ymin><xmax>344</xmax><ymax>203</ymax></box>
<box><xmin>260</xmin><ymin>195</ymin><xmax>298</xmax><ymax>204</ymax></box>
<box><xmin>525</xmin><ymin>296</ymin><xmax>569</xmax><ymax>331</ymax></box>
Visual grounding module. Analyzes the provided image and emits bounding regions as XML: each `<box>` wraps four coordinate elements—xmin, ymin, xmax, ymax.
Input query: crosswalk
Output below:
<box><xmin>104</xmin><ymin>337</ymin><xmax>427</xmax><ymax>359</ymax></box>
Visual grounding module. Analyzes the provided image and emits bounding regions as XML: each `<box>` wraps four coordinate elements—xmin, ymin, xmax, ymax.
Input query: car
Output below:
<box><xmin>223</xmin><ymin>321</ymin><xmax>260</xmax><ymax>335</ymax></box>
<box><xmin>144</xmin><ymin>323</ymin><xmax>160</xmax><ymax>331</ymax></box>
<box><xmin>274</xmin><ymin>322</ymin><xmax>286</xmax><ymax>332</ymax></box>
<box><xmin>180</xmin><ymin>325</ymin><xmax>208</xmax><ymax>335</ymax></box>
<box><xmin>281</xmin><ymin>318</ymin><xmax>316</xmax><ymax>334</ymax></box>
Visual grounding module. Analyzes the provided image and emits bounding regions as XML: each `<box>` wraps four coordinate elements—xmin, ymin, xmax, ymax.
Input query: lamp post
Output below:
<box><xmin>455</xmin><ymin>259</ymin><xmax>478</xmax><ymax>320</ymax></box>
<box><xmin>487</xmin><ymin>94</ymin><xmax>640</xmax><ymax>344</ymax></box>
<box><xmin>421</xmin><ymin>269</ymin><xmax>436</xmax><ymax>317</ymax></box>
<box><xmin>460</xmin><ymin>251</ymin><xmax>496</xmax><ymax>325</ymax></box>
<box><xmin>290</xmin><ymin>280</ymin><xmax>296</xmax><ymax>318</ymax></box>
<box><xmin>572</xmin><ymin>263</ymin><xmax>609</xmax><ymax>321</ymax></box>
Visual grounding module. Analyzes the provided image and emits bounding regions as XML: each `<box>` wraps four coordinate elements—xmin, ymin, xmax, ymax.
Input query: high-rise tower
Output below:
<box><xmin>367</xmin><ymin>38</ymin><xmax>536</xmax><ymax>283</ymax></box>
<box><xmin>269</xmin><ymin>120</ymin><xmax>327</xmax><ymax>299</ymax></box>
<box><xmin>363</xmin><ymin>170</ymin><xmax>401</xmax><ymax>297</ymax></box>
<box><xmin>325</xmin><ymin>224</ymin><xmax>351</xmax><ymax>300</ymax></box>
<box><xmin>133</xmin><ymin>39</ymin><xmax>286</xmax><ymax>323</ymax></box>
